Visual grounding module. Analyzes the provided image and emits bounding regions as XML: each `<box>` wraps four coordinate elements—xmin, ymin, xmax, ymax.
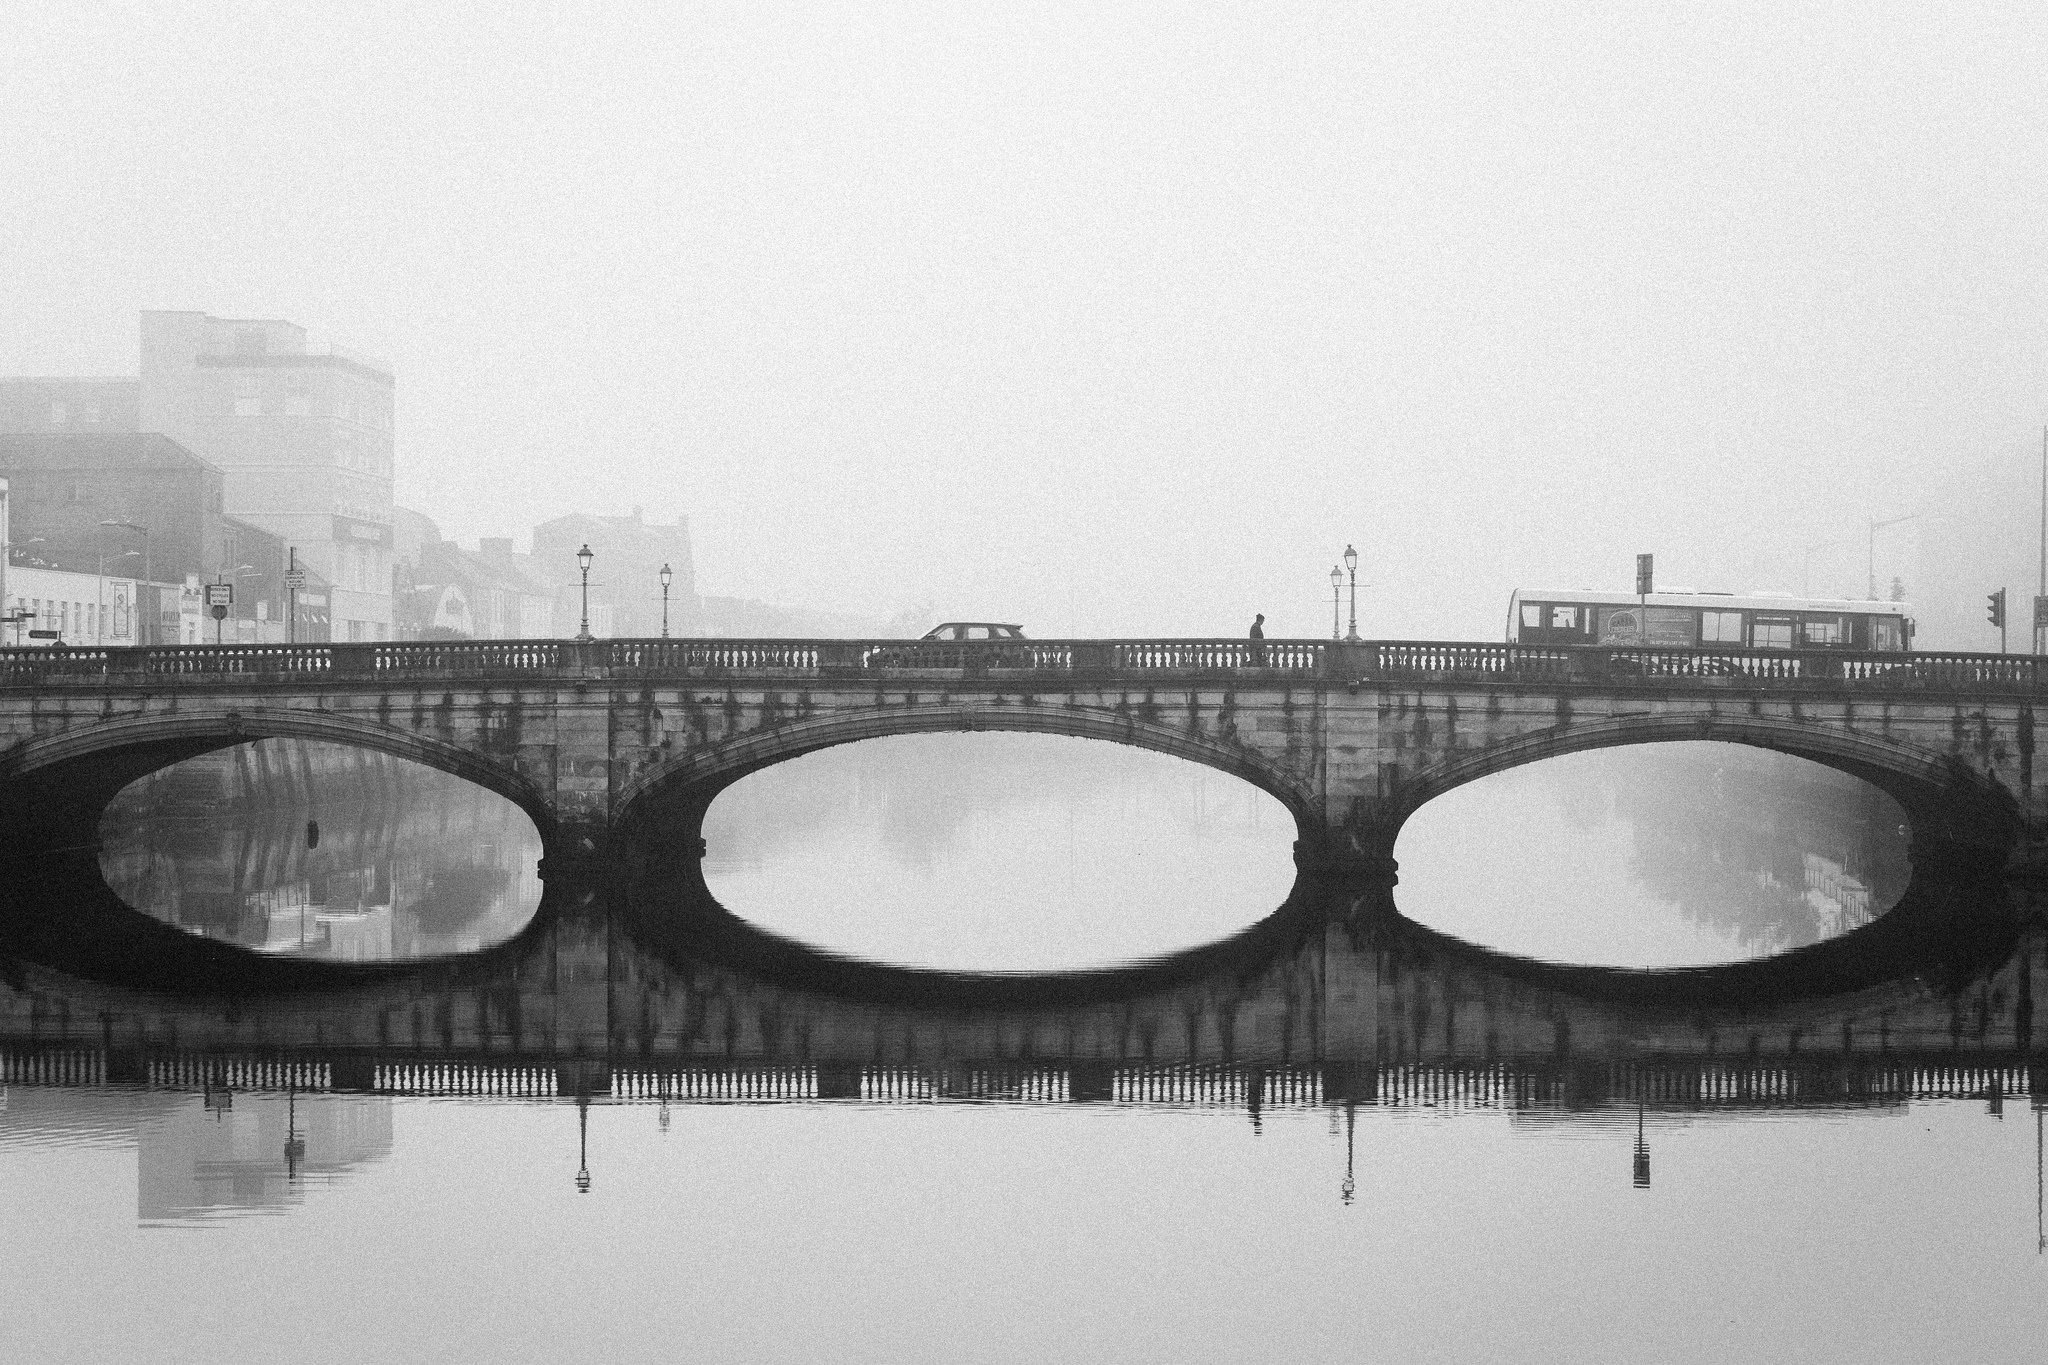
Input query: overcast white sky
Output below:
<box><xmin>3</xmin><ymin>2</ymin><xmax>2045</xmax><ymax>637</ymax></box>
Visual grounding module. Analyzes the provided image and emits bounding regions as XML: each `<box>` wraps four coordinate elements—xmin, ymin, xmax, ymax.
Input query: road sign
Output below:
<box><xmin>1635</xmin><ymin>553</ymin><xmax>1653</xmax><ymax>596</ymax></box>
<box><xmin>27</xmin><ymin>629</ymin><xmax>60</xmax><ymax>640</ymax></box>
<box><xmin>2034</xmin><ymin>595</ymin><xmax>2048</xmax><ymax>629</ymax></box>
<box><xmin>283</xmin><ymin>572</ymin><xmax>307</xmax><ymax>590</ymax></box>
<box><xmin>205</xmin><ymin>583</ymin><xmax>233</xmax><ymax>607</ymax></box>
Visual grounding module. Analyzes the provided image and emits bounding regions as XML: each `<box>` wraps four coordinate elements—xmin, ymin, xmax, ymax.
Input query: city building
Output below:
<box><xmin>530</xmin><ymin>508</ymin><xmax>694</xmax><ymax>639</ymax></box>
<box><xmin>0</xmin><ymin>376</ymin><xmax>140</xmax><ymax>434</ymax></box>
<box><xmin>0</xmin><ymin>432</ymin><xmax>324</xmax><ymax>643</ymax></box>
<box><xmin>6</xmin><ymin>563</ymin><xmax>140</xmax><ymax>646</ymax></box>
<box><xmin>392</xmin><ymin>509</ymin><xmax>556</xmax><ymax>640</ymax></box>
<box><xmin>138</xmin><ymin>312</ymin><xmax>395</xmax><ymax>641</ymax></box>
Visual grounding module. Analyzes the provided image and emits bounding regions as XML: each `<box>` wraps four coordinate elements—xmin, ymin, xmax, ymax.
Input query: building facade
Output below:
<box><xmin>138</xmin><ymin>312</ymin><xmax>395</xmax><ymax>640</ymax></box>
<box><xmin>0</xmin><ymin>434</ymin><xmax>323</xmax><ymax>644</ymax></box>
<box><xmin>0</xmin><ymin>377</ymin><xmax>140</xmax><ymax>435</ymax></box>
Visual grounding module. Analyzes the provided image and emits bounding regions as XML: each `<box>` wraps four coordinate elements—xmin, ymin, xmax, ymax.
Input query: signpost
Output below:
<box><xmin>206</xmin><ymin>582</ymin><xmax>232</xmax><ymax>644</ymax></box>
<box><xmin>1636</xmin><ymin>553</ymin><xmax>1653</xmax><ymax>608</ymax></box>
<box><xmin>285</xmin><ymin>547</ymin><xmax>303</xmax><ymax>644</ymax></box>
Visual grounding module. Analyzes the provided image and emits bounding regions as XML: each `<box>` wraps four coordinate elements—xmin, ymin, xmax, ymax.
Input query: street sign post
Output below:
<box><xmin>1635</xmin><ymin>553</ymin><xmax>1653</xmax><ymax>603</ymax></box>
<box><xmin>206</xmin><ymin>582</ymin><xmax>232</xmax><ymax>643</ymax></box>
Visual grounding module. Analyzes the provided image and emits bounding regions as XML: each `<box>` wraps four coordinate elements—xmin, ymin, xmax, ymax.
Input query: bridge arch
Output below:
<box><xmin>615</xmin><ymin>700</ymin><xmax>1320</xmax><ymax>837</ymax></box>
<box><xmin>1389</xmin><ymin>711</ymin><xmax>2018</xmax><ymax>859</ymax></box>
<box><xmin>0</xmin><ymin>706</ymin><xmax>557</xmax><ymax>845</ymax></box>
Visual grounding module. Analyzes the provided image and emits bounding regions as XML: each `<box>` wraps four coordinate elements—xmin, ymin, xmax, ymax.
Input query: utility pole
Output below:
<box><xmin>2023</xmin><ymin>429</ymin><xmax>2039</xmax><ymax>658</ymax></box>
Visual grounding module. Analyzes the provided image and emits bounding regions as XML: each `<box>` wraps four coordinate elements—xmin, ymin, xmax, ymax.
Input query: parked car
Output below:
<box><xmin>920</xmin><ymin>622</ymin><xmax>1026</xmax><ymax>641</ymax></box>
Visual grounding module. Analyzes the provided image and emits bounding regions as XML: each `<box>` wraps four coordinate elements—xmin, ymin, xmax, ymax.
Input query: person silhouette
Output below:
<box><xmin>1248</xmin><ymin>613</ymin><xmax>1266</xmax><ymax>666</ymax></box>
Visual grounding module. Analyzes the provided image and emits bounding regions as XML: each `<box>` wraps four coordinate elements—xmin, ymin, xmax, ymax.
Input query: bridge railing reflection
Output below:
<box><xmin>0</xmin><ymin>637</ymin><xmax>2041</xmax><ymax>692</ymax></box>
<box><xmin>10</xmin><ymin>1040</ymin><xmax>2043</xmax><ymax>1113</ymax></box>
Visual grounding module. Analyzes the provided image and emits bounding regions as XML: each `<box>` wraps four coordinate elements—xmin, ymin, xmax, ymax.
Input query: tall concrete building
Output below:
<box><xmin>138</xmin><ymin>312</ymin><xmax>396</xmax><ymax>640</ymax></box>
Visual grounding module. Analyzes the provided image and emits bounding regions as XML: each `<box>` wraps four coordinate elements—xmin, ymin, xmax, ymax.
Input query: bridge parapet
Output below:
<box><xmin>0</xmin><ymin>638</ymin><xmax>2040</xmax><ymax>694</ymax></box>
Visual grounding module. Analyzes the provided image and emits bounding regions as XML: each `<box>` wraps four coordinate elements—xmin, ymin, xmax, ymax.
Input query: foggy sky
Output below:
<box><xmin>3</xmin><ymin>2</ymin><xmax>2045</xmax><ymax>638</ymax></box>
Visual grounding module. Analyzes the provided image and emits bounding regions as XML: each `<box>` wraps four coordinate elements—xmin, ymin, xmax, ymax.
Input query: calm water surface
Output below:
<box><xmin>17</xmin><ymin>732</ymin><xmax>2036</xmax><ymax>1362</ymax></box>
<box><xmin>3</xmin><ymin>1085</ymin><xmax>2044</xmax><ymax>1363</ymax></box>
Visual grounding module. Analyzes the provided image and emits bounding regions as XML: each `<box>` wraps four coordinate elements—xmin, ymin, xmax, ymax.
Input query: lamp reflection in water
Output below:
<box><xmin>1340</xmin><ymin>1102</ymin><xmax>1356</xmax><ymax>1206</ymax></box>
<box><xmin>1633</xmin><ymin>1105</ymin><xmax>1651</xmax><ymax>1189</ymax></box>
<box><xmin>575</xmin><ymin>1092</ymin><xmax>592</xmax><ymax>1194</ymax></box>
<box><xmin>285</xmin><ymin>1088</ymin><xmax>306</xmax><ymax>1183</ymax></box>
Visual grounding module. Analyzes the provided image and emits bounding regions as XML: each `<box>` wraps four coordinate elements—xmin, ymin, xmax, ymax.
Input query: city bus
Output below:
<box><xmin>1507</xmin><ymin>588</ymin><xmax>1914</xmax><ymax>652</ymax></box>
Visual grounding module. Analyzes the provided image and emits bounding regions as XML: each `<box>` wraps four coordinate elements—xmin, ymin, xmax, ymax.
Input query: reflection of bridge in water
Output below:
<box><xmin>2</xmin><ymin>867</ymin><xmax>2043</xmax><ymax>1106</ymax></box>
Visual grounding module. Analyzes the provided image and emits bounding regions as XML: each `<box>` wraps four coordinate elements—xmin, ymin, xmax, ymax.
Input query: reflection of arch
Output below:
<box><xmin>1</xmin><ymin>708</ymin><xmax>555</xmax><ymax>845</ymax></box>
<box><xmin>616</xmin><ymin>702</ymin><xmax>1317</xmax><ymax>832</ymax></box>
<box><xmin>1394</xmin><ymin>713</ymin><xmax>2015</xmax><ymax>855</ymax></box>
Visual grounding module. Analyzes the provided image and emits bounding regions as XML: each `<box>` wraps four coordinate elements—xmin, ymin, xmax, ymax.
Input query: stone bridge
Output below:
<box><xmin>0</xmin><ymin>636</ymin><xmax>2041</xmax><ymax>888</ymax></box>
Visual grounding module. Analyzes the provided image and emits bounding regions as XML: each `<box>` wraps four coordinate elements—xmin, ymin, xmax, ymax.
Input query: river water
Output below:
<box><xmin>3</xmin><ymin>735</ymin><xmax>2042</xmax><ymax>1363</ymax></box>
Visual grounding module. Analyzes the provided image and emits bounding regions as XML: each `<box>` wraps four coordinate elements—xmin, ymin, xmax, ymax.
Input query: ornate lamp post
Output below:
<box><xmin>1344</xmin><ymin>543</ymin><xmax>1360</xmax><ymax>641</ymax></box>
<box><xmin>575</xmin><ymin>543</ymin><xmax>594</xmax><ymax>641</ymax></box>
<box><xmin>659</xmin><ymin>561</ymin><xmax>672</xmax><ymax>639</ymax></box>
<box><xmin>1328</xmin><ymin>565</ymin><xmax>1342</xmax><ymax>639</ymax></box>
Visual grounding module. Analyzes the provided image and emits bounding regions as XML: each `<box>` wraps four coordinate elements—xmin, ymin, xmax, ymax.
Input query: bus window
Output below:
<box><xmin>1871</xmin><ymin>617</ymin><xmax>1902</xmax><ymax>651</ymax></box>
<box><xmin>1520</xmin><ymin>603</ymin><xmax>1543</xmax><ymax>629</ymax></box>
<box><xmin>1701</xmin><ymin>610</ymin><xmax>1743</xmax><ymax>643</ymax></box>
<box><xmin>1753</xmin><ymin>617</ymin><xmax>1794</xmax><ymax>649</ymax></box>
<box><xmin>1550</xmin><ymin>606</ymin><xmax>1579</xmax><ymax>630</ymax></box>
<box><xmin>1802</xmin><ymin>617</ymin><xmax>1845</xmax><ymax>646</ymax></box>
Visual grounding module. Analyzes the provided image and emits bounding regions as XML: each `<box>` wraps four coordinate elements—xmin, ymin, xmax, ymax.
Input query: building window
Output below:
<box><xmin>48</xmin><ymin>401</ymin><xmax>66</xmax><ymax>426</ymax></box>
<box><xmin>233</xmin><ymin>374</ymin><xmax>262</xmax><ymax>417</ymax></box>
<box><xmin>1701</xmin><ymin>610</ymin><xmax>1743</xmax><ymax>643</ymax></box>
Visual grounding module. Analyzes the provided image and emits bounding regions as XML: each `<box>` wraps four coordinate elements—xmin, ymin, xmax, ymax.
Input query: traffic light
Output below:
<box><xmin>1987</xmin><ymin>589</ymin><xmax>2006</xmax><ymax>628</ymax></box>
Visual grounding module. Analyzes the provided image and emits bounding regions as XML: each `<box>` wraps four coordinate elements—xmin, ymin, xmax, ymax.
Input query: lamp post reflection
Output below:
<box><xmin>1633</xmin><ymin>1104</ymin><xmax>1650</xmax><ymax>1188</ymax></box>
<box><xmin>1341</xmin><ymin>1101</ymin><xmax>1356</xmax><ymax>1206</ymax></box>
<box><xmin>575</xmin><ymin>1092</ymin><xmax>592</xmax><ymax>1194</ymax></box>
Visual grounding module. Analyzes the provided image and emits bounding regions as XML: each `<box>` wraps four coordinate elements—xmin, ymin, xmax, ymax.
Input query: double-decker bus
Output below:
<box><xmin>1507</xmin><ymin>588</ymin><xmax>1914</xmax><ymax>652</ymax></box>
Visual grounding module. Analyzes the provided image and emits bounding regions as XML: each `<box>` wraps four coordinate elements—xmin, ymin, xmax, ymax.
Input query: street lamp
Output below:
<box><xmin>1328</xmin><ymin>565</ymin><xmax>1342</xmax><ymax>640</ymax></box>
<box><xmin>93</xmin><ymin>545</ymin><xmax>141</xmax><ymax>646</ymax></box>
<box><xmin>1343</xmin><ymin>543</ymin><xmax>1360</xmax><ymax>641</ymax></box>
<box><xmin>99</xmin><ymin>520</ymin><xmax>149</xmax><ymax>644</ymax></box>
<box><xmin>659</xmin><ymin>561</ymin><xmax>673</xmax><ymax>639</ymax></box>
<box><xmin>1868</xmin><ymin>514</ymin><xmax>1918</xmax><ymax>600</ymax></box>
<box><xmin>214</xmin><ymin>564</ymin><xmax>256</xmax><ymax>645</ymax></box>
<box><xmin>575</xmin><ymin>543</ymin><xmax>594</xmax><ymax>641</ymax></box>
